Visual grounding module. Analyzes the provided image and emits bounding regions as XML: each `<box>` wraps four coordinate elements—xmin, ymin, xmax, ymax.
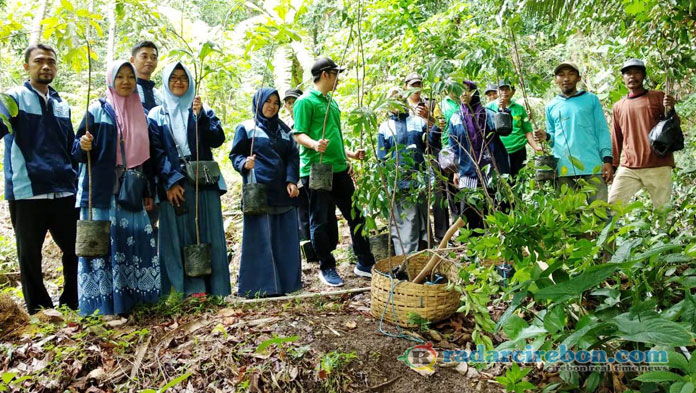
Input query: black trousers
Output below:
<box><xmin>446</xmin><ymin>173</ymin><xmax>461</xmax><ymax>218</ymax></box>
<box><xmin>297</xmin><ymin>184</ymin><xmax>337</xmax><ymax>244</ymax></box>
<box><xmin>9</xmin><ymin>196</ymin><xmax>79</xmax><ymax>314</ymax></box>
<box><xmin>508</xmin><ymin>148</ymin><xmax>527</xmax><ymax>177</ymax></box>
<box><xmin>302</xmin><ymin>171</ymin><xmax>374</xmax><ymax>271</ymax></box>
<box><xmin>433</xmin><ymin>179</ymin><xmax>450</xmax><ymax>240</ymax></box>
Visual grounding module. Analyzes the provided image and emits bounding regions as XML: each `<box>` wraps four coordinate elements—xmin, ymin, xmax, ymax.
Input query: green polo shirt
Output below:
<box><xmin>486</xmin><ymin>100</ymin><xmax>533</xmax><ymax>153</ymax></box>
<box><xmin>440</xmin><ymin>96</ymin><xmax>460</xmax><ymax>147</ymax></box>
<box><xmin>292</xmin><ymin>88</ymin><xmax>348</xmax><ymax>177</ymax></box>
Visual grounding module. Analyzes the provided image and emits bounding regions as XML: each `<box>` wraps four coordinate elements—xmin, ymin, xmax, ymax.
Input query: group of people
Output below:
<box><xmin>375</xmin><ymin>60</ymin><xmax>677</xmax><ymax>257</ymax></box>
<box><xmin>0</xmin><ymin>40</ymin><xmax>678</xmax><ymax>316</ymax></box>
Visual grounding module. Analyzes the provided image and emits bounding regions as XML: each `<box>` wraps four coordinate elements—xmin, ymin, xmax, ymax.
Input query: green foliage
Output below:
<box><xmin>0</xmin><ymin>93</ymin><xmax>18</xmax><ymax>135</ymax></box>
<box><xmin>406</xmin><ymin>312</ymin><xmax>430</xmax><ymax>332</ymax></box>
<box><xmin>318</xmin><ymin>350</ymin><xmax>358</xmax><ymax>393</ymax></box>
<box><xmin>255</xmin><ymin>334</ymin><xmax>299</xmax><ymax>353</ymax></box>
<box><xmin>141</xmin><ymin>372</ymin><xmax>192</xmax><ymax>393</ymax></box>
<box><xmin>496</xmin><ymin>363</ymin><xmax>535</xmax><ymax>392</ymax></box>
<box><xmin>633</xmin><ymin>349</ymin><xmax>696</xmax><ymax>393</ymax></box>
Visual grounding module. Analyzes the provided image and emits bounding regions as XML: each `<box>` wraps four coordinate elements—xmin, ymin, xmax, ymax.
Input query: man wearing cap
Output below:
<box><xmin>608</xmin><ymin>59</ymin><xmax>677</xmax><ymax>208</ymax></box>
<box><xmin>403</xmin><ymin>72</ymin><xmax>449</xmax><ymax>241</ymax></box>
<box><xmin>283</xmin><ymin>88</ymin><xmax>302</xmax><ymax>125</ymax></box>
<box><xmin>534</xmin><ymin>62</ymin><xmax>613</xmax><ymax>201</ymax></box>
<box><xmin>284</xmin><ymin>88</ymin><xmax>338</xmax><ymax>264</ymax></box>
<box><xmin>484</xmin><ymin>83</ymin><xmax>498</xmax><ymax>103</ymax></box>
<box><xmin>292</xmin><ymin>57</ymin><xmax>375</xmax><ymax>287</ymax></box>
<box><xmin>487</xmin><ymin>79</ymin><xmax>542</xmax><ymax>177</ymax></box>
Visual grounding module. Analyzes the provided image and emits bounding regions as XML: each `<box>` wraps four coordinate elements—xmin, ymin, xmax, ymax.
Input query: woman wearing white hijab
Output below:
<box><xmin>147</xmin><ymin>62</ymin><xmax>231</xmax><ymax>298</ymax></box>
<box><xmin>73</xmin><ymin>60</ymin><xmax>160</xmax><ymax>315</ymax></box>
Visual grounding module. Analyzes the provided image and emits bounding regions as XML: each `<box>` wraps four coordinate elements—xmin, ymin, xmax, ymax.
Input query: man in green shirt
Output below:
<box><xmin>486</xmin><ymin>79</ymin><xmax>541</xmax><ymax>176</ymax></box>
<box><xmin>292</xmin><ymin>57</ymin><xmax>374</xmax><ymax>287</ymax></box>
<box><xmin>440</xmin><ymin>88</ymin><xmax>460</xmax><ymax>148</ymax></box>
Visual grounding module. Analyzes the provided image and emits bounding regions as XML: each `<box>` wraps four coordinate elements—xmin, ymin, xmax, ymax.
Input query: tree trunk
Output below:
<box><xmin>273</xmin><ymin>44</ymin><xmax>294</xmax><ymax>94</ymax></box>
<box><xmin>29</xmin><ymin>0</ymin><xmax>50</xmax><ymax>45</ymax></box>
<box><xmin>106</xmin><ymin>0</ymin><xmax>116</xmax><ymax>65</ymax></box>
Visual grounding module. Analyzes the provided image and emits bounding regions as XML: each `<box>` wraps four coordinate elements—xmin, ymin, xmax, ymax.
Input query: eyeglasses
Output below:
<box><xmin>169</xmin><ymin>76</ymin><xmax>189</xmax><ymax>83</ymax></box>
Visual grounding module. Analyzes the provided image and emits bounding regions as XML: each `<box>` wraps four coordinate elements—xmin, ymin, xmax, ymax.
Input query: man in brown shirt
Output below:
<box><xmin>608</xmin><ymin>59</ymin><xmax>677</xmax><ymax>208</ymax></box>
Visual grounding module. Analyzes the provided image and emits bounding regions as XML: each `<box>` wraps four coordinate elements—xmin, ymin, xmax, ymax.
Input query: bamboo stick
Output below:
<box><xmin>233</xmin><ymin>287</ymin><xmax>371</xmax><ymax>304</ymax></box>
<box><xmin>411</xmin><ymin>217</ymin><xmax>465</xmax><ymax>283</ymax></box>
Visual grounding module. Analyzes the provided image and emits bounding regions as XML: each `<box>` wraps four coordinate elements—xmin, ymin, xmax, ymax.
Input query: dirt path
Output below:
<box><xmin>0</xmin><ymin>169</ymin><xmax>506</xmax><ymax>392</ymax></box>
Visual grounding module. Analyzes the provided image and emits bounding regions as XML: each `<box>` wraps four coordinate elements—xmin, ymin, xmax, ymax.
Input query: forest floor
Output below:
<box><xmin>0</xmin><ymin>170</ymin><xmax>506</xmax><ymax>392</ymax></box>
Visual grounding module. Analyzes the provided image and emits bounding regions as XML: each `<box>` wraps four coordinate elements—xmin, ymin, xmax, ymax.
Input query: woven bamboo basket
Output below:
<box><xmin>370</xmin><ymin>254</ymin><xmax>460</xmax><ymax>328</ymax></box>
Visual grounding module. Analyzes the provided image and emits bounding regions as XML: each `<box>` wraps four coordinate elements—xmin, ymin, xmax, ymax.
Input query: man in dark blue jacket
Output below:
<box><xmin>0</xmin><ymin>44</ymin><xmax>78</xmax><ymax>314</ymax></box>
<box><xmin>131</xmin><ymin>41</ymin><xmax>161</xmax><ymax>243</ymax></box>
<box><xmin>130</xmin><ymin>41</ymin><xmax>162</xmax><ymax>114</ymax></box>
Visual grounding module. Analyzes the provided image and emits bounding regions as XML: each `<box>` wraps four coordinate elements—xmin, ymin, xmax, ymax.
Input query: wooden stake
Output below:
<box><xmin>411</xmin><ymin>217</ymin><xmax>465</xmax><ymax>284</ymax></box>
<box><xmin>233</xmin><ymin>287</ymin><xmax>370</xmax><ymax>304</ymax></box>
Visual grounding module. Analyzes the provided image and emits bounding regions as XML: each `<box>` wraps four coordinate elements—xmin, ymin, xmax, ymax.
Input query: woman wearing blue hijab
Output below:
<box><xmin>147</xmin><ymin>62</ymin><xmax>231</xmax><ymax>297</ymax></box>
<box><xmin>230</xmin><ymin>87</ymin><xmax>301</xmax><ymax>298</ymax></box>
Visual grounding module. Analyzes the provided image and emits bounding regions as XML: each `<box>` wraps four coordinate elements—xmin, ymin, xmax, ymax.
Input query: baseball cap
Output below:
<box><xmin>553</xmin><ymin>62</ymin><xmax>581</xmax><ymax>76</ymax></box>
<box><xmin>311</xmin><ymin>57</ymin><xmax>345</xmax><ymax>76</ymax></box>
<box><xmin>497</xmin><ymin>78</ymin><xmax>513</xmax><ymax>88</ymax></box>
<box><xmin>404</xmin><ymin>72</ymin><xmax>423</xmax><ymax>86</ymax></box>
<box><xmin>620</xmin><ymin>59</ymin><xmax>646</xmax><ymax>74</ymax></box>
<box><xmin>283</xmin><ymin>88</ymin><xmax>303</xmax><ymax>101</ymax></box>
<box><xmin>484</xmin><ymin>83</ymin><xmax>498</xmax><ymax>94</ymax></box>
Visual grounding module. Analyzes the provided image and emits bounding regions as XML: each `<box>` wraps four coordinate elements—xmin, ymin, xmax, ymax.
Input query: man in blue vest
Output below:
<box><xmin>0</xmin><ymin>44</ymin><xmax>78</xmax><ymax>313</ymax></box>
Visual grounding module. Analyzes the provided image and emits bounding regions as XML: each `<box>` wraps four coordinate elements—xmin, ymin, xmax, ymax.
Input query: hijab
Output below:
<box><xmin>105</xmin><ymin>61</ymin><xmax>150</xmax><ymax>168</ymax></box>
<box><xmin>251</xmin><ymin>87</ymin><xmax>290</xmax><ymax>137</ymax></box>
<box><xmin>460</xmin><ymin>80</ymin><xmax>489</xmax><ymax>161</ymax></box>
<box><xmin>161</xmin><ymin>62</ymin><xmax>195</xmax><ymax>156</ymax></box>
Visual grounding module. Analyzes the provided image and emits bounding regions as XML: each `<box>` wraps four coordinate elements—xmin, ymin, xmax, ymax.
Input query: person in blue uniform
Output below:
<box><xmin>230</xmin><ymin>87</ymin><xmax>302</xmax><ymax>298</ymax></box>
<box><xmin>147</xmin><ymin>62</ymin><xmax>231</xmax><ymax>298</ymax></box>
<box><xmin>74</xmin><ymin>60</ymin><xmax>159</xmax><ymax>315</ymax></box>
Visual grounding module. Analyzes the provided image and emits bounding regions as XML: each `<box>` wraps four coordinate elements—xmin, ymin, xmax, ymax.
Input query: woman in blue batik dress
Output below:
<box><xmin>73</xmin><ymin>60</ymin><xmax>160</xmax><ymax>315</ymax></box>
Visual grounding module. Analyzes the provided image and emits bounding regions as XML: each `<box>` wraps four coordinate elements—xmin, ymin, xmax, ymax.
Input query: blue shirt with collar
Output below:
<box><xmin>137</xmin><ymin>78</ymin><xmax>163</xmax><ymax>114</ymax></box>
<box><xmin>377</xmin><ymin>112</ymin><xmax>437</xmax><ymax>189</ymax></box>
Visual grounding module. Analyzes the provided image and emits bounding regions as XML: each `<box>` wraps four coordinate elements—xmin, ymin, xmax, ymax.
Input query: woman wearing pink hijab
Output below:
<box><xmin>73</xmin><ymin>60</ymin><xmax>160</xmax><ymax>315</ymax></box>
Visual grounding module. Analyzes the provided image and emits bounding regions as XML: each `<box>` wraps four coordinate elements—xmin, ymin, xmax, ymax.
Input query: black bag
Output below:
<box><xmin>493</xmin><ymin>111</ymin><xmax>513</xmax><ymax>136</ymax></box>
<box><xmin>185</xmin><ymin>160</ymin><xmax>221</xmax><ymax>186</ymax></box>
<box><xmin>117</xmin><ymin>168</ymin><xmax>147</xmax><ymax>211</ymax></box>
<box><xmin>115</xmin><ymin>134</ymin><xmax>147</xmax><ymax>211</ymax></box>
<box><xmin>242</xmin><ymin>170</ymin><xmax>269</xmax><ymax>215</ymax></box>
<box><xmin>649</xmin><ymin>112</ymin><xmax>684</xmax><ymax>157</ymax></box>
<box><xmin>164</xmin><ymin>114</ymin><xmax>221</xmax><ymax>186</ymax></box>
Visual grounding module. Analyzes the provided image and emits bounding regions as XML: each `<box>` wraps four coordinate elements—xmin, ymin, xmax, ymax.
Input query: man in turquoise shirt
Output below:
<box><xmin>534</xmin><ymin>62</ymin><xmax>613</xmax><ymax>201</ymax></box>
